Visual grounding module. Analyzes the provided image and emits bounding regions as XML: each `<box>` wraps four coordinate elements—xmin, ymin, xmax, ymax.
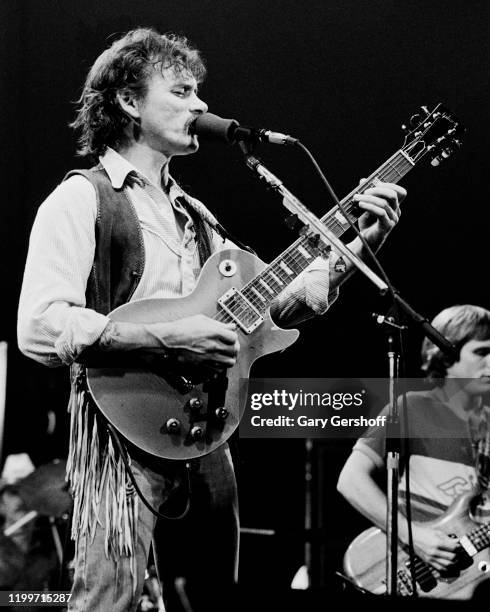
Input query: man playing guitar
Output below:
<box><xmin>338</xmin><ymin>305</ymin><xmax>490</xmax><ymax>581</ymax></box>
<box><xmin>17</xmin><ymin>27</ymin><xmax>405</xmax><ymax>611</ymax></box>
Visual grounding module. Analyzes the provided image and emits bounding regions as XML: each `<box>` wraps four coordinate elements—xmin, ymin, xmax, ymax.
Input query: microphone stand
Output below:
<box><xmin>375</xmin><ymin>315</ymin><xmax>405</xmax><ymax>595</ymax></box>
<box><xmin>239</xmin><ymin>146</ymin><xmax>457</xmax><ymax>596</ymax></box>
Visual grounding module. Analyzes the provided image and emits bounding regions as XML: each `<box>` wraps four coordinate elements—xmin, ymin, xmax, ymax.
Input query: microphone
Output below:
<box><xmin>192</xmin><ymin>112</ymin><xmax>298</xmax><ymax>145</ymax></box>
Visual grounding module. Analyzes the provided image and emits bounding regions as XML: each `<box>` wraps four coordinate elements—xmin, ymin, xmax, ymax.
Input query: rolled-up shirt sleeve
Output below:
<box><xmin>17</xmin><ymin>177</ymin><xmax>110</xmax><ymax>367</ymax></box>
<box><xmin>210</xmin><ymin>227</ymin><xmax>340</xmax><ymax>327</ymax></box>
<box><xmin>270</xmin><ymin>253</ymin><xmax>339</xmax><ymax>326</ymax></box>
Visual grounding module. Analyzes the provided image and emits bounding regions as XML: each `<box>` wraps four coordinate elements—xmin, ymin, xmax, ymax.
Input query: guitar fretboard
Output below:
<box><xmin>466</xmin><ymin>522</ymin><xmax>490</xmax><ymax>552</ymax></box>
<box><xmin>215</xmin><ymin>149</ymin><xmax>414</xmax><ymax>328</ymax></box>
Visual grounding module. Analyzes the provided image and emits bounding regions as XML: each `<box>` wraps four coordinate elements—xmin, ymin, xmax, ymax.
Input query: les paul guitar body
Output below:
<box><xmin>86</xmin><ymin>104</ymin><xmax>463</xmax><ymax>460</ymax></box>
<box><xmin>344</xmin><ymin>491</ymin><xmax>490</xmax><ymax>599</ymax></box>
<box><xmin>87</xmin><ymin>248</ymin><xmax>298</xmax><ymax>460</ymax></box>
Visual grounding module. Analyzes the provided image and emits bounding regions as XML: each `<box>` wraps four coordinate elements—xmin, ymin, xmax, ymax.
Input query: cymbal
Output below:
<box><xmin>16</xmin><ymin>460</ymin><xmax>72</xmax><ymax>517</ymax></box>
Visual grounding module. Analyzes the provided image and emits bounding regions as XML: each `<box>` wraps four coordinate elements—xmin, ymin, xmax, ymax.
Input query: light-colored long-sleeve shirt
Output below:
<box><xmin>18</xmin><ymin>148</ymin><xmax>337</xmax><ymax>367</ymax></box>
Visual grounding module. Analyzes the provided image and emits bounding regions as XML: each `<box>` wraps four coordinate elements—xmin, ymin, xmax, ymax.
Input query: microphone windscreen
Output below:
<box><xmin>193</xmin><ymin>113</ymin><xmax>238</xmax><ymax>142</ymax></box>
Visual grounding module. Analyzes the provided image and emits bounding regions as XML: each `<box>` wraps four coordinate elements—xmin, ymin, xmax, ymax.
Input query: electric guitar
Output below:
<box><xmin>343</xmin><ymin>489</ymin><xmax>490</xmax><ymax>599</ymax></box>
<box><xmin>86</xmin><ymin>104</ymin><xmax>463</xmax><ymax>460</ymax></box>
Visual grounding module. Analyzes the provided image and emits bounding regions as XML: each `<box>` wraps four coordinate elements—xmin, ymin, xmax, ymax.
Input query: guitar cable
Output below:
<box><xmin>107</xmin><ymin>423</ymin><xmax>192</xmax><ymax>521</ymax></box>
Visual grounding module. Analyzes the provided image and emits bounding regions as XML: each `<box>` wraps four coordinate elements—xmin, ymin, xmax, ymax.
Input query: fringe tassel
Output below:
<box><xmin>67</xmin><ymin>364</ymin><xmax>139</xmax><ymax>592</ymax></box>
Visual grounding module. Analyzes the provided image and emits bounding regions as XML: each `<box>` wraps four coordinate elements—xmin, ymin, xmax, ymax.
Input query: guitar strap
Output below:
<box><xmin>175</xmin><ymin>194</ymin><xmax>257</xmax><ymax>256</ymax></box>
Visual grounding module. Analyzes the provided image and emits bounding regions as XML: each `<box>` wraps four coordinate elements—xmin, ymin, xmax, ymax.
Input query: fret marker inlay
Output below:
<box><xmin>335</xmin><ymin>210</ymin><xmax>348</xmax><ymax>225</ymax></box>
<box><xmin>297</xmin><ymin>246</ymin><xmax>312</xmax><ymax>259</ymax></box>
<box><xmin>269</xmin><ymin>271</ymin><xmax>284</xmax><ymax>286</ymax></box>
<box><xmin>259</xmin><ymin>279</ymin><xmax>274</xmax><ymax>295</ymax></box>
<box><xmin>251</xmin><ymin>287</ymin><xmax>267</xmax><ymax>302</ymax></box>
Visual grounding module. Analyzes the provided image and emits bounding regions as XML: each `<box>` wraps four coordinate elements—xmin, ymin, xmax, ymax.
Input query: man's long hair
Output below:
<box><xmin>71</xmin><ymin>28</ymin><xmax>206</xmax><ymax>158</ymax></box>
<box><xmin>421</xmin><ymin>304</ymin><xmax>490</xmax><ymax>385</ymax></box>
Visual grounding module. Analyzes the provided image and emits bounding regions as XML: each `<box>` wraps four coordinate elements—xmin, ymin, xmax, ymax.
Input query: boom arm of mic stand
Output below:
<box><xmin>391</xmin><ymin>292</ymin><xmax>458</xmax><ymax>361</ymax></box>
<box><xmin>242</xmin><ymin>152</ymin><xmax>459</xmax><ymax>360</ymax></box>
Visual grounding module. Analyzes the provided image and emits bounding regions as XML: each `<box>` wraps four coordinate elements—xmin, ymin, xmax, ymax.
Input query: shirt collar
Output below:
<box><xmin>98</xmin><ymin>147</ymin><xmax>217</xmax><ymax>226</ymax></box>
<box><xmin>99</xmin><ymin>147</ymin><xmax>177</xmax><ymax>191</ymax></box>
<box><xmin>99</xmin><ymin>148</ymin><xmax>140</xmax><ymax>189</ymax></box>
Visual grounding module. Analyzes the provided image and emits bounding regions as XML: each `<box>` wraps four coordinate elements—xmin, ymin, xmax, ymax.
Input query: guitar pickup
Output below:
<box><xmin>459</xmin><ymin>535</ymin><xmax>478</xmax><ymax>557</ymax></box>
<box><xmin>218</xmin><ymin>287</ymin><xmax>264</xmax><ymax>334</ymax></box>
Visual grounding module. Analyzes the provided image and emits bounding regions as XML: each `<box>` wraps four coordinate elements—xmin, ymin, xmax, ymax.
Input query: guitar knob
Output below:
<box><xmin>189</xmin><ymin>398</ymin><xmax>203</xmax><ymax>411</ymax></box>
<box><xmin>190</xmin><ymin>426</ymin><xmax>204</xmax><ymax>440</ymax></box>
<box><xmin>215</xmin><ymin>408</ymin><xmax>229</xmax><ymax>420</ymax></box>
<box><xmin>164</xmin><ymin>418</ymin><xmax>181</xmax><ymax>434</ymax></box>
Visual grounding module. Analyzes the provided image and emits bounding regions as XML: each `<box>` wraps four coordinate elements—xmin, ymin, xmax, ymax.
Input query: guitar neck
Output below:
<box><xmin>238</xmin><ymin>149</ymin><xmax>415</xmax><ymax>312</ymax></box>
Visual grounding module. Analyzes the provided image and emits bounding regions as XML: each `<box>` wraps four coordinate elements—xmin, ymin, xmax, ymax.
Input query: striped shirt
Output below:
<box><xmin>355</xmin><ymin>389</ymin><xmax>490</xmax><ymax>520</ymax></box>
<box><xmin>18</xmin><ymin>148</ymin><xmax>337</xmax><ymax>367</ymax></box>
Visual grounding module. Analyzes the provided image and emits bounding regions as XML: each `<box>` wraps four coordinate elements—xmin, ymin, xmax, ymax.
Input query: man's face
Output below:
<box><xmin>446</xmin><ymin>339</ymin><xmax>490</xmax><ymax>396</ymax></box>
<box><xmin>135</xmin><ymin>67</ymin><xmax>208</xmax><ymax>157</ymax></box>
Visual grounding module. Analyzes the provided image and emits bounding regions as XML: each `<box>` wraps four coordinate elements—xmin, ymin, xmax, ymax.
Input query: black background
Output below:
<box><xmin>1</xmin><ymin>0</ymin><xmax>489</xmax><ymax>593</ymax></box>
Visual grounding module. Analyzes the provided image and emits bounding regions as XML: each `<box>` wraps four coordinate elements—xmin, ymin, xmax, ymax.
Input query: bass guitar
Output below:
<box><xmin>87</xmin><ymin>104</ymin><xmax>463</xmax><ymax>460</ymax></box>
<box><xmin>343</xmin><ymin>489</ymin><xmax>490</xmax><ymax>599</ymax></box>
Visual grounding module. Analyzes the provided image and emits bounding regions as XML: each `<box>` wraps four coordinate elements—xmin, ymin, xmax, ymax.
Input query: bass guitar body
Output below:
<box><xmin>344</xmin><ymin>491</ymin><xmax>490</xmax><ymax>599</ymax></box>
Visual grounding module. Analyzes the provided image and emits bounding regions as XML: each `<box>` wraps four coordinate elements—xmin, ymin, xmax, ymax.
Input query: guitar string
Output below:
<box><xmin>400</xmin><ymin>519</ymin><xmax>490</xmax><ymax>592</ymax></box>
<box><xmin>217</xmin><ymin>122</ymin><xmax>449</xmax><ymax>324</ymax></box>
<box><xmin>218</xmin><ymin>153</ymin><xmax>413</xmax><ymax>319</ymax></box>
<box><xmin>212</xmin><ymin>152</ymin><xmax>413</xmax><ymax>327</ymax></box>
<box><xmin>213</xmin><ymin>160</ymin><xmax>413</xmax><ymax>325</ymax></box>
<box><xmin>213</xmin><ymin>172</ymin><xmax>409</xmax><ymax>325</ymax></box>
<box><xmin>468</xmin><ymin>523</ymin><xmax>490</xmax><ymax>549</ymax></box>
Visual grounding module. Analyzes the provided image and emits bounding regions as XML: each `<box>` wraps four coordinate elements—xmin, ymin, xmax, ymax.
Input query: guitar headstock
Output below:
<box><xmin>402</xmin><ymin>104</ymin><xmax>464</xmax><ymax>166</ymax></box>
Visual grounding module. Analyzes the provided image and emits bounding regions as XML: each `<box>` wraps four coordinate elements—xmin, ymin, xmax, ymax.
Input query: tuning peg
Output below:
<box><xmin>431</xmin><ymin>156</ymin><xmax>441</xmax><ymax>167</ymax></box>
<box><xmin>409</xmin><ymin>113</ymin><xmax>422</xmax><ymax>128</ymax></box>
<box><xmin>421</xmin><ymin>105</ymin><xmax>430</xmax><ymax>116</ymax></box>
<box><xmin>442</xmin><ymin>144</ymin><xmax>457</xmax><ymax>159</ymax></box>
